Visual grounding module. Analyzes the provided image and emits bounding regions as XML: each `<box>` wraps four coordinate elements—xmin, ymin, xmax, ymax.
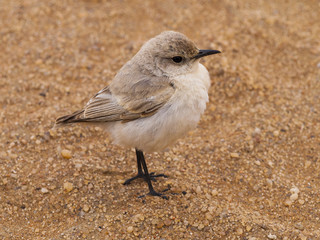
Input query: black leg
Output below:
<box><xmin>137</xmin><ymin>150</ymin><xmax>168</xmax><ymax>199</ymax></box>
<box><xmin>123</xmin><ymin>149</ymin><xmax>144</xmax><ymax>185</ymax></box>
<box><xmin>123</xmin><ymin>149</ymin><xmax>168</xmax><ymax>185</ymax></box>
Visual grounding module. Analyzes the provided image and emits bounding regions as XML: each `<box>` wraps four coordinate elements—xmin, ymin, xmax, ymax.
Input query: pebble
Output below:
<box><xmin>208</xmin><ymin>206</ymin><xmax>215</xmax><ymax>214</ymax></box>
<box><xmin>132</xmin><ymin>214</ymin><xmax>144</xmax><ymax>222</ymax></box>
<box><xmin>230</xmin><ymin>152</ymin><xmax>239</xmax><ymax>158</ymax></box>
<box><xmin>254</xmin><ymin>127</ymin><xmax>261</xmax><ymax>135</ymax></box>
<box><xmin>75</xmin><ymin>163</ymin><xmax>83</xmax><ymax>169</ymax></box>
<box><xmin>299</xmin><ymin>234</ymin><xmax>307</xmax><ymax>240</ymax></box>
<box><xmin>61</xmin><ymin>149</ymin><xmax>72</xmax><ymax>159</ymax></box>
<box><xmin>197</xmin><ymin>224</ymin><xmax>204</xmax><ymax>230</ymax></box>
<box><xmin>83</xmin><ymin>205</ymin><xmax>90</xmax><ymax>212</ymax></box>
<box><xmin>205</xmin><ymin>193</ymin><xmax>211</xmax><ymax>200</ymax></box>
<box><xmin>195</xmin><ymin>186</ymin><xmax>202</xmax><ymax>194</ymax></box>
<box><xmin>63</xmin><ymin>182</ymin><xmax>74</xmax><ymax>192</ymax></box>
<box><xmin>273</xmin><ymin>130</ymin><xmax>279</xmax><ymax>137</ymax></box>
<box><xmin>236</xmin><ymin>228</ymin><xmax>243</xmax><ymax>235</ymax></box>
<box><xmin>304</xmin><ymin>160</ymin><xmax>311</xmax><ymax>168</ymax></box>
<box><xmin>284</xmin><ymin>199</ymin><xmax>293</xmax><ymax>206</ymax></box>
<box><xmin>156</xmin><ymin>222</ymin><xmax>164</xmax><ymax>229</ymax></box>
<box><xmin>290</xmin><ymin>193</ymin><xmax>299</xmax><ymax>201</ymax></box>
<box><xmin>205</xmin><ymin>212</ymin><xmax>213</xmax><ymax>221</ymax></box>
<box><xmin>211</xmin><ymin>189</ymin><xmax>218</xmax><ymax>196</ymax></box>
<box><xmin>290</xmin><ymin>187</ymin><xmax>300</xmax><ymax>194</ymax></box>
<box><xmin>127</xmin><ymin>226</ymin><xmax>134</xmax><ymax>233</ymax></box>
<box><xmin>2</xmin><ymin>178</ymin><xmax>8</xmax><ymax>185</ymax></box>
<box><xmin>164</xmin><ymin>219</ymin><xmax>172</xmax><ymax>226</ymax></box>
<box><xmin>266</xmin><ymin>179</ymin><xmax>273</xmax><ymax>187</ymax></box>
<box><xmin>246</xmin><ymin>225</ymin><xmax>252</xmax><ymax>231</ymax></box>
<box><xmin>118</xmin><ymin>179</ymin><xmax>125</xmax><ymax>184</ymax></box>
<box><xmin>267</xmin><ymin>233</ymin><xmax>277</xmax><ymax>239</ymax></box>
<box><xmin>41</xmin><ymin>188</ymin><xmax>49</xmax><ymax>194</ymax></box>
<box><xmin>294</xmin><ymin>223</ymin><xmax>304</xmax><ymax>231</ymax></box>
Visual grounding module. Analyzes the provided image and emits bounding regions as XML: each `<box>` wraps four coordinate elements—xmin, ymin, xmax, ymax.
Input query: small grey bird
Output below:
<box><xmin>56</xmin><ymin>31</ymin><xmax>220</xmax><ymax>199</ymax></box>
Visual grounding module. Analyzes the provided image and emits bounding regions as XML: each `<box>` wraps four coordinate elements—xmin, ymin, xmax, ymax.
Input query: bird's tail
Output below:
<box><xmin>55</xmin><ymin>109</ymin><xmax>86</xmax><ymax>126</ymax></box>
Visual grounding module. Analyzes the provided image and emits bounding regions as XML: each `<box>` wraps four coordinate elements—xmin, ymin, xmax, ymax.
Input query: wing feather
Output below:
<box><xmin>56</xmin><ymin>76</ymin><xmax>175</xmax><ymax>125</ymax></box>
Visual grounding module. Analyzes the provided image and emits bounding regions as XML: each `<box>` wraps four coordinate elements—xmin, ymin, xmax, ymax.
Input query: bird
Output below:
<box><xmin>55</xmin><ymin>31</ymin><xmax>220</xmax><ymax>199</ymax></box>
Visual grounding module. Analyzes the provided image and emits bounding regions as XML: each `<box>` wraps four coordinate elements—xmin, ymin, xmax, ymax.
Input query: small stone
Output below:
<box><xmin>230</xmin><ymin>152</ymin><xmax>239</xmax><ymax>158</ymax></box>
<box><xmin>63</xmin><ymin>182</ymin><xmax>74</xmax><ymax>192</ymax></box>
<box><xmin>205</xmin><ymin>212</ymin><xmax>213</xmax><ymax>221</ymax></box>
<box><xmin>133</xmin><ymin>214</ymin><xmax>144</xmax><ymax>222</ymax></box>
<box><xmin>266</xmin><ymin>179</ymin><xmax>273</xmax><ymax>187</ymax></box>
<box><xmin>197</xmin><ymin>224</ymin><xmax>204</xmax><ymax>230</ymax></box>
<box><xmin>208</xmin><ymin>206</ymin><xmax>215</xmax><ymax>213</ymax></box>
<box><xmin>164</xmin><ymin>219</ymin><xmax>172</xmax><ymax>226</ymax></box>
<box><xmin>75</xmin><ymin>163</ymin><xmax>83</xmax><ymax>169</ymax></box>
<box><xmin>118</xmin><ymin>179</ymin><xmax>125</xmax><ymax>184</ymax></box>
<box><xmin>127</xmin><ymin>226</ymin><xmax>134</xmax><ymax>233</ymax></box>
<box><xmin>83</xmin><ymin>205</ymin><xmax>90</xmax><ymax>212</ymax></box>
<box><xmin>211</xmin><ymin>189</ymin><xmax>218</xmax><ymax>196</ymax></box>
<box><xmin>290</xmin><ymin>187</ymin><xmax>300</xmax><ymax>194</ymax></box>
<box><xmin>156</xmin><ymin>222</ymin><xmax>164</xmax><ymax>229</ymax></box>
<box><xmin>299</xmin><ymin>234</ymin><xmax>307</xmax><ymax>240</ymax></box>
<box><xmin>236</xmin><ymin>228</ymin><xmax>243</xmax><ymax>235</ymax></box>
<box><xmin>267</xmin><ymin>233</ymin><xmax>277</xmax><ymax>239</ymax></box>
<box><xmin>35</xmin><ymin>228</ymin><xmax>40</xmax><ymax>233</ymax></box>
<box><xmin>205</xmin><ymin>193</ymin><xmax>211</xmax><ymax>200</ymax></box>
<box><xmin>290</xmin><ymin>193</ymin><xmax>299</xmax><ymax>201</ymax></box>
<box><xmin>273</xmin><ymin>130</ymin><xmax>279</xmax><ymax>137</ymax></box>
<box><xmin>195</xmin><ymin>186</ymin><xmax>202</xmax><ymax>194</ymax></box>
<box><xmin>2</xmin><ymin>178</ymin><xmax>8</xmax><ymax>185</ymax></box>
<box><xmin>294</xmin><ymin>223</ymin><xmax>304</xmax><ymax>231</ymax></box>
<box><xmin>173</xmin><ymin>207</ymin><xmax>178</xmax><ymax>214</ymax></box>
<box><xmin>246</xmin><ymin>225</ymin><xmax>252</xmax><ymax>231</ymax></box>
<box><xmin>254</xmin><ymin>127</ymin><xmax>261</xmax><ymax>134</ymax></box>
<box><xmin>284</xmin><ymin>199</ymin><xmax>293</xmax><ymax>206</ymax></box>
<box><xmin>41</xmin><ymin>188</ymin><xmax>49</xmax><ymax>194</ymax></box>
<box><xmin>298</xmin><ymin>199</ymin><xmax>305</xmax><ymax>205</ymax></box>
<box><xmin>61</xmin><ymin>149</ymin><xmax>72</xmax><ymax>159</ymax></box>
<box><xmin>304</xmin><ymin>160</ymin><xmax>311</xmax><ymax>168</ymax></box>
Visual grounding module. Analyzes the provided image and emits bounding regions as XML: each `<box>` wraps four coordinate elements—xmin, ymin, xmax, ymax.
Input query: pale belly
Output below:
<box><xmin>109</xmin><ymin>63</ymin><xmax>210</xmax><ymax>153</ymax></box>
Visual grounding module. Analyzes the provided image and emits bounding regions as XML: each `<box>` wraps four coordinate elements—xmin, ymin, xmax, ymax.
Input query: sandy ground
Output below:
<box><xmin>1</xmin><ymin>0</ymin><xmax>320</xmax><ymax>239</ymax></box>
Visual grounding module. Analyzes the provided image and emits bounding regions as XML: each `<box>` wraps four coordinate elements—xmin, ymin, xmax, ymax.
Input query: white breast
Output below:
<box><xmin>110</xmin><ymin>63</ymin><xmax>211</xmax><ymax>153</ymax></box>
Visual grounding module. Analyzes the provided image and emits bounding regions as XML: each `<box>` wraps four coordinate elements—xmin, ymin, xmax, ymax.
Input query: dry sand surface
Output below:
<box><xmin>1</xmin><ymin>0</ymin><xmax>320</xmax><ymax>239</ymax></box>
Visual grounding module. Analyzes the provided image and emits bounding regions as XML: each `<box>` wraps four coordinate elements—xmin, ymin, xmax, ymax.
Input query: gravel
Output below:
<box><xmin>0</xmin><ymin>0</ymin><xmax>319</xmax><ymax>239</ymax></box>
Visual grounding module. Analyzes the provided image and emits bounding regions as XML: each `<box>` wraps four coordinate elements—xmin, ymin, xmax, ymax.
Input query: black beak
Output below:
<box><xmin>193</xmin><ymin>49</ymin><xmax>221</xmax><ymax>59</ymax></box>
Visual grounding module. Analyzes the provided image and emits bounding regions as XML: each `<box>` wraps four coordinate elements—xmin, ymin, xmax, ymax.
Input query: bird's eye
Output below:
<box><xmin>172</xmin><ymin>56</ymin><xmax>183</xmax><ymax>63</ymax></box>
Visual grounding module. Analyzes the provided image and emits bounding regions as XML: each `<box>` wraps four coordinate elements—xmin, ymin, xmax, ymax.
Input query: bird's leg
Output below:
<box><xmin>138</xmin><ymin>150</ymin><xmax>168</xmax><ymax>199</ymax></box>
<box><xmin>123</xmin><ymin>149</ymin><xmax>144</xmax><ymax>185</ymax></box>
<box><xmin>123</xmin><ymin>149</ymin><xmax>168</xmax><ymax>185</ymax></box>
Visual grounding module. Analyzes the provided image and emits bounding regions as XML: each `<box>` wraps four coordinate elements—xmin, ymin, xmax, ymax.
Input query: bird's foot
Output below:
<box><xmin>149</xmin><ymin>172</ymin><xmax>168</xmax><ymax>182</ymax></box>
<box><xmin>138</xmin><ymin>188</ymin><xmax>169</xmax><ymax>200</ymax></box>
<box><xmin>123</xmin><ymin>172</ymin><xmax>168</xmax><ymax>185</ymax></box>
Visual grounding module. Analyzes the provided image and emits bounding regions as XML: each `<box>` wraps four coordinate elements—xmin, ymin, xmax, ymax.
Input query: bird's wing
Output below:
<box><xmin>56</xmin><ymin>76</ymin><xmax>175</xmax><ymax>124</ymax></box>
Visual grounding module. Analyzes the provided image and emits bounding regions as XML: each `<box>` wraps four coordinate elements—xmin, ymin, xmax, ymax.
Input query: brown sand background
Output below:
<box><xmin>1</xmin><ymin>0</ymin><xmax>320</xmax><ymax>239</ymax></box>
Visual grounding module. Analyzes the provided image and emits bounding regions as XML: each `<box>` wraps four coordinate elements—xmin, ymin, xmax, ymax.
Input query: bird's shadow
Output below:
<box><xmin>94</xmin><ymin>169</ymin><xmax>131</xmax><ymax>177</ymax></box>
